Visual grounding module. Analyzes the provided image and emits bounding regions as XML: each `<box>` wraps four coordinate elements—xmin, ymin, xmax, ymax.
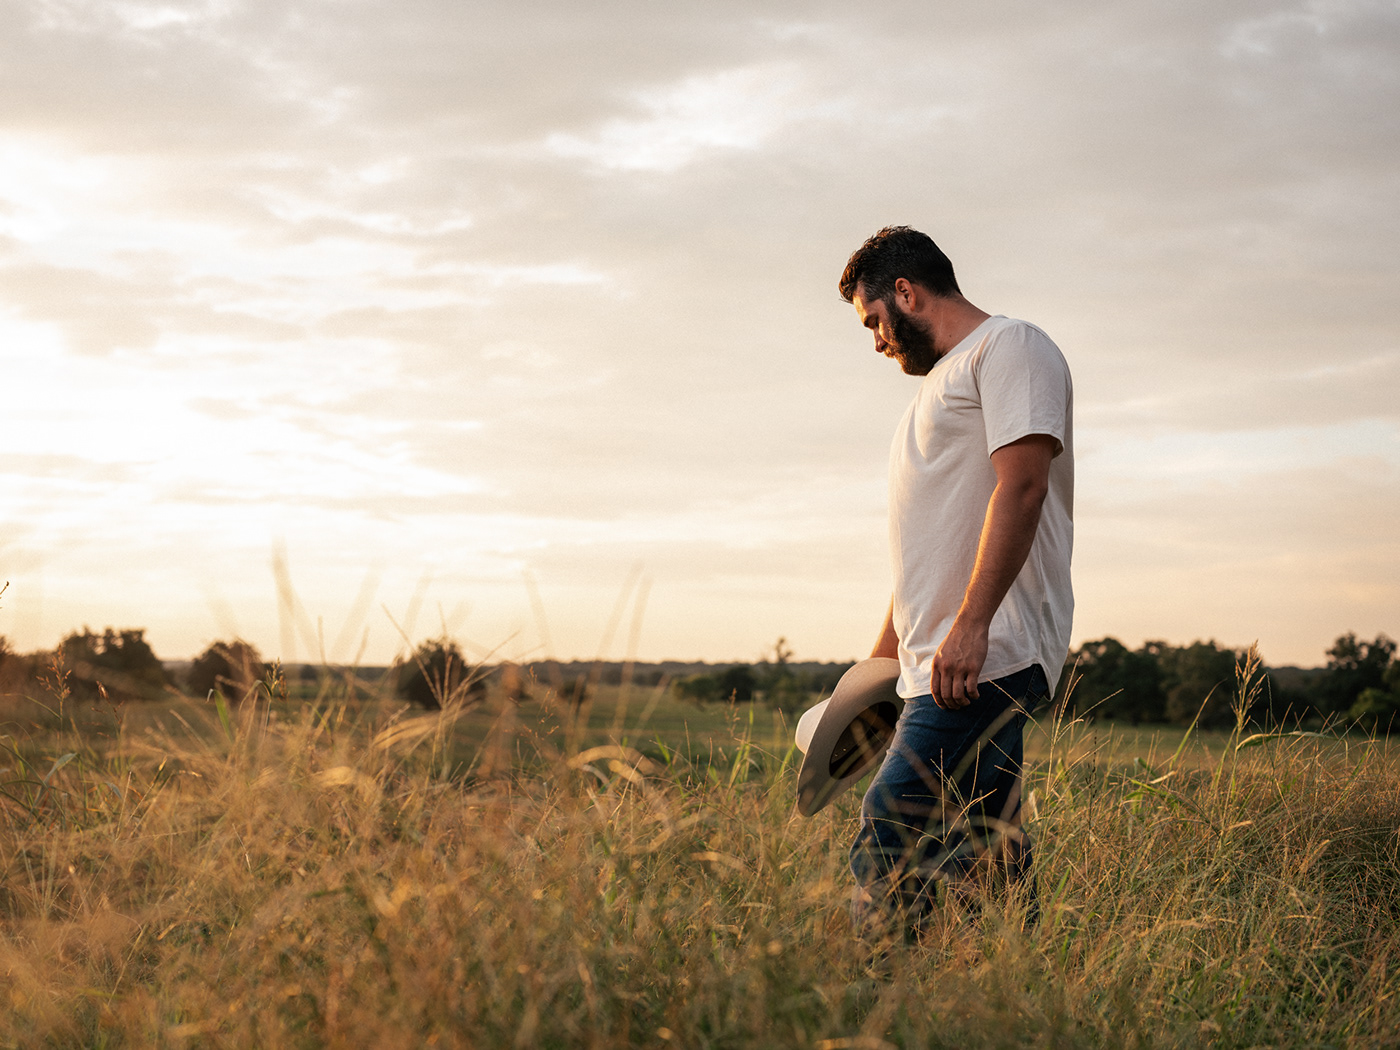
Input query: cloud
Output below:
<box><xmin>0</xmin><ymin>0</ymin><xmax>1396</xmax><ymax>664</ymax></box>
<box><xmin>544</xmin><ymin>63</ymin><xmax>811</xmax><ymax>173</ymax></box>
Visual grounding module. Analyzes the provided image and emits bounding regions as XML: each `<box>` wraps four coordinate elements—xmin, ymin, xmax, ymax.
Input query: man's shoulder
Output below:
<box><xmin>981</xmin><ymin>315</ymin><xmax>1058</xmax><ymax>347</ymax></box>
<box><xmin>973</xmin><ymin>316</ymin><xmax>1070</xmax><ymax>372</ymax></box>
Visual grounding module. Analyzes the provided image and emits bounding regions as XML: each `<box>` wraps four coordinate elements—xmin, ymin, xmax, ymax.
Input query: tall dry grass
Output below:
<box><xmin>1</xmin><ymin>653</ymin><xmax>1399</xmax><ymax>1048</ymax></box>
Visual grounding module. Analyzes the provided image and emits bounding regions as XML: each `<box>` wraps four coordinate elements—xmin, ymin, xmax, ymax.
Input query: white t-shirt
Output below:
<box><xmin>888</xmin><ymin>314</ymin><xmax>1074</xmax><ymax>699</ymax></box>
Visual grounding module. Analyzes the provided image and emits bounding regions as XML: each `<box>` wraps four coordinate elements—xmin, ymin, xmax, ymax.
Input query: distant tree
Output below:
<box><xmin>719</xmin><ymin>664</ymin><xmax>757</xmax><ymax>703</ymax></box>
<box><xmin>673</xmin><ymin>673</ymin><xmax>720</xmax><ymax>704</ymax></box>
<box><xmin>1345</xmin><ymin>645</ymin><xmax>1400</xmax><ymax>729</ymax></box>
<box><xmin>674</xmin><ymin>665</ymin><xmax>756</xmax><ymax>705</ymax></box>
<box><xmin>556</xmin><ymin>676</ymin><xmax>590</xmax><ymax>707</ymax></box>
<box><xmin>1317</xmin><ymin>633</ymin><xmax>1396</xmax><ymax>719</ymax></box>
<box><xmin>1160</xmin><ymin>640</ymin><xmax>1241</xmax><ymax>728</ymax></box>
<box><xmin>1060</xmin><ymin>637</ymin><xmax>1166</xmax><ymax>723</ymax></box>
<box><xmin>58</xmin><ymin>627</ymin><xmax>170</xmax><ymax>702</ymax></box>
<box><xmin>1258</xmin><ymin>665</ymin><xmax>1327</xmax><ymax>725</ymax></box>
<box><xmin>0</xmin><ymin>636</ymin><xmax>18</xmax><ymax>693</ymax></box>
<box><xmin>395</xmin><ymin>638</ymin><xmax>485</xmax><ymax>710</ymax></box>
<box><xmin>0</xmin><ymin>636</ymin><xmax>46</xmax><ymax>696</ymax></box>
<box><xmin>757</xmin><ymin>637</ymin><xmax>804</xmax><ymax>710</ymax></box>
<box><xmin>187</xmin><ymin>640</ymin><xmax>267</xmax><ymax>702</ymax></box>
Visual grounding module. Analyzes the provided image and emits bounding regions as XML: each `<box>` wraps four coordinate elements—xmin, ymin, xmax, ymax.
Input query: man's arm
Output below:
<box><xmin>871</xmin><ymin>598</ymin><xmax>898</xmax><ymax>659</ymax></box>
<box><xmin>931</xmin><ymin>433</ymin><xmax>1056</xmax><ymax>709</ymax></box>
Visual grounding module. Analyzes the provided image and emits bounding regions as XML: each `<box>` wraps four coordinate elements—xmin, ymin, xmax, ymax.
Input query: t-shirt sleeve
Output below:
<box><xmin>976</xmin><ymin>322</ymin><xmax>1072</xmax><ymax>457</ymax></box>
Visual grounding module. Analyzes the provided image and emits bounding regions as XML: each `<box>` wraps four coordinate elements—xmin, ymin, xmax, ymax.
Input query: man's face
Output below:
<box><xmin>852</xmin><ymin>286</ymin><xmax>939</xmax><ymax>376</ymax></box>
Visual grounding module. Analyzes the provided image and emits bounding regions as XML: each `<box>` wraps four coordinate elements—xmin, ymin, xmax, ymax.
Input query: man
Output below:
<box><xmin>839</xmin><ymin>226</ymin><xmax>1073</xmax><ymax>932</ymax></box>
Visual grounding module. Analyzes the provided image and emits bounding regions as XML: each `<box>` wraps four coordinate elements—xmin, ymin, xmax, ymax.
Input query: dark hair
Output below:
<box><xmin>838</xmin><ymin>226</ymin><xmax>960</xmax><ymax>303</ymax></box>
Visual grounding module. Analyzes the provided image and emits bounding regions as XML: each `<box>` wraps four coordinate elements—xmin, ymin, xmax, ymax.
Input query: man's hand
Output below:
<box><xmin>931</xmin><ymin>620</ymin><xmax>989</xmax><ymax>709</ymax></box>
<box><xmin>930</xmin><ymin>433</ymin><xmax>1056</xmax><ymax>710</ymax></box>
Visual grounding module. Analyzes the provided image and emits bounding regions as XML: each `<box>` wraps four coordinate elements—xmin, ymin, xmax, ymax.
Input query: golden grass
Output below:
<box><xmin>2</xmin><ymin>656</ymin><xmax>1399</xmax><ymax>1048</ymax></box>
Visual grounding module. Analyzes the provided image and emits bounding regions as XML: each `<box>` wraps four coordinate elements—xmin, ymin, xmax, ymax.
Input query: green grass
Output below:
<box><xmin>1</xmin><ymin>658</ymin><xmax>1398</xmax><ymax>1048</ymax></box>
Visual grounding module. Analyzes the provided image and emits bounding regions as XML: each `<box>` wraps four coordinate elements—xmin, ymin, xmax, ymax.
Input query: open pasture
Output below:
<box><xmin>2</xmin><ymin>666</ymin><xmax>1399</xmax><ymax>1048</ymax></box>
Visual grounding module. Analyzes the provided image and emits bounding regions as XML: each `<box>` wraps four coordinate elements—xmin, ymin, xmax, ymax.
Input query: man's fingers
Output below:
<box><xmin>931</xmin><ymin>658</ymin><xmax>981</xmax><ymax>709</ymax></box>
<box><xmin>935</xmin><ymin>668</ymin><xmax>976</xmax><ymax>708</ymax></box>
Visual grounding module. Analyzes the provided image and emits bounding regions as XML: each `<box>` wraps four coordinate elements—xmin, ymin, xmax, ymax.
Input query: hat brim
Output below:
<box><xmin>795</xmin><ymin>657</ymin><xmax>903</xmax><ymax>817</ymax></box>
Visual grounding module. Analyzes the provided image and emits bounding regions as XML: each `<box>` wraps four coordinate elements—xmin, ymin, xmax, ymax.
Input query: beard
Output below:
<box><xmin>887</xmin><ymin>302</ymin><xmax>940</xmax><ymax>376</ymax></box>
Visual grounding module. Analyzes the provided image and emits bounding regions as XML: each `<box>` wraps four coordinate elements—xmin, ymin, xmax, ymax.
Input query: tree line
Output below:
<box><xmin>0</xmin><ymin>629</ymin><xmax>271</xmax><ymax>704</ymax></box>
<box><xmin>667</xmin><ymin>632</ymin><xmax>1400</xmax><ymax>730</ymax></box>
<box><xmin>670</xmin><ymin>638</ymin><xmax>855</xmax><ymax>712</ymax></box>
<box><xmin>3</xmin><ymin>627</ymin><xmax>1397</xmax><ymax>730</ymax></box>
<box><xmin>0</xmin><ymin>630</ymin><xmax>460</xmax><ymax>709</ymax></box>
<box><xmin>1060</xmin><ymin>633</ymin><xmax>1400</xmax><ymax>729</ymax></box>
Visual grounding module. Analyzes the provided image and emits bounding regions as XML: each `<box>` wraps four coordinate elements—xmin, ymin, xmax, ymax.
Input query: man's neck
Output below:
<box><xmin>927</xmin><ymin>295</ymin><xmax>992</xmax><ymax>357</ymax></box>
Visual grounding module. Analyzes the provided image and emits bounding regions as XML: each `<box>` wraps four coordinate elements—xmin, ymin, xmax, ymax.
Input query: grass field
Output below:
<box><xmin>2</xmin><ymin>657</ymin><xmax>1399</xmax><ymax>1048</ymax></box>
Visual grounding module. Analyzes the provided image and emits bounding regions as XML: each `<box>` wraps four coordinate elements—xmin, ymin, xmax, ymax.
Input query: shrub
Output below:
<box><xmin>187</xmin><ymin>639</ymin><xmax>267</xmax><ymax>702</ymax></box>
<box><xmin>0</xmin><ymin>635</ymin><xmax>16</xmax><ymax>691</ymax></box>
<box><xmin>395</xmin><ymin>638</ymin><xmax>485</xmax><ymax>710</ymax></box>
<box><xmin>1348</xmin><ymin>659</ymin><xmax>1400</xmax><ymax>729</ymax></box>
<box><xmin>673</xmin><ymin>665</ymin><xmax>755</xmax><ymax>704</ymax></box>
<box><xmin>1319</xmin><ymin>633</ymin><xmax>1396</xmax><ymax>718</ymax></box>
<box><xmin>57</xmin><ymin>627</ymin><xmax>169</xmax><ymax>702</ymax></box>
<box><xmin>0</xmin><ymin>638</ymin><xmax>51</xmax><ymax>699</ymax></box>
<box><xmin>673</xmin><ymin>673</ymin><xmax>719</xmax><ymax>704</ymax></box>
<box><xmin>555</xmin><ymin>676</ymin><xmax>589</xmax><ymax>707</ymax></box>
<box><xmin>718</xmin><ymin>664</ymin><xmax>756</xmax><ymax>703</ymax></box>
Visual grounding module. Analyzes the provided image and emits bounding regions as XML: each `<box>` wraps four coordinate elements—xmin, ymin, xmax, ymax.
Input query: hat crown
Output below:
<box><xmin>827</xmin><ymin>699</ymin><xmax>901</xmax><ymax>778</ymax></box>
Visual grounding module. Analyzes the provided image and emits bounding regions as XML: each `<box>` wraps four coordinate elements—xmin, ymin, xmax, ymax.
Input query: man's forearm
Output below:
<box><xmin>930</xmin><ymin>434</ymin><xmax>1055</xmax><ymax>707</ymax></box>
<box><xmin>953</xmin><ymin>481</ymin><xmax>1046</xmax><ymax>634</ymax></box>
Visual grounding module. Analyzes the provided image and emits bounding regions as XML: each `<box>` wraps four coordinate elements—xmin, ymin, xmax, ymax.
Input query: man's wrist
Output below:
<box><xmin>951</xmin><ymin>608</ymin><xmax>992</xmax><ymax>636</ymax></box>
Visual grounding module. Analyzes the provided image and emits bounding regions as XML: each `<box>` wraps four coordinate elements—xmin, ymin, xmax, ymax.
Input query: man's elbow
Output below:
<box><xmin>1004</xmin><ymin>475</ymin><xmax>1049</xmax><ymax>512</ymax></box>
<box><xmin>1021</xmin><ymin>484</ymin><xmax>1049</xmax><ymax>521</ymax></box>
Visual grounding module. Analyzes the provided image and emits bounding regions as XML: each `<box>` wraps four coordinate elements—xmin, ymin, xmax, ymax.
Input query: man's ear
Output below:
<box><xmin>893</xmin><ymin>277</ymin><xmax>917</xmax><ymax>310</ymax></box>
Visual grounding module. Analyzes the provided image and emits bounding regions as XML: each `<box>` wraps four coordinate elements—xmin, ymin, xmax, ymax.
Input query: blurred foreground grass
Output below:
<box><xmin>2</xmin><ymin>659</ymin><xmax>1399</xmax><ymax>1048</ymax></box>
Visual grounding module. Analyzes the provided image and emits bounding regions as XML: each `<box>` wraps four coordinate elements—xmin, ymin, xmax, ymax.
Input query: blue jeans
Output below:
<box><xmin>850</xmin><ymin>663</ymin><xmax>1049</xmax><ymax>930</ymax></box>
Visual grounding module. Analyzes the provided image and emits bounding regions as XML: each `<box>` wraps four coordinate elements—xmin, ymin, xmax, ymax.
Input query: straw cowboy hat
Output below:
<box><xmin>794</xmin><ymin>657</ymin><xmax>904</xmax><ymax>817</ymax></box>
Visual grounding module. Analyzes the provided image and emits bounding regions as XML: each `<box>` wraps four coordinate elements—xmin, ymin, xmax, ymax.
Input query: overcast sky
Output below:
<box><xmin>1</xmin><ymin>0</ymin><xmax>1396</xmax><ymax>669</ymax></box>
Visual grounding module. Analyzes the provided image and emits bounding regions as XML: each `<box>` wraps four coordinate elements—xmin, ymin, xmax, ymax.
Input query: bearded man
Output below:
<box><xmin>840</xmin><ymin>226</ymin><xmax>1074</xmax><ymax>931</ymax></box>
